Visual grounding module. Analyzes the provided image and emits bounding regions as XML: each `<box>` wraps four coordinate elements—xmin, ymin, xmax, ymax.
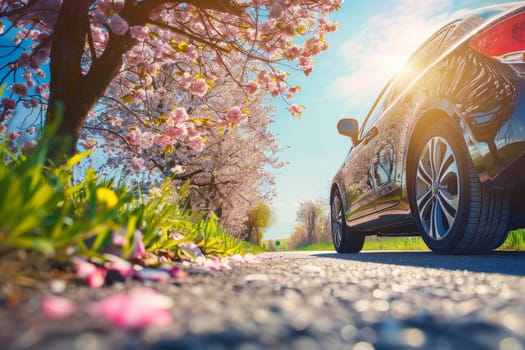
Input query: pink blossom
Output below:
<box><xmin>165</xmin><ymin>126</ymin><xmax>186</xmax><ymax>138</ymax></box>
<box><xmin>8</xmin><ymin>131</ymin><xmax>21</xmax><ymax>141</ymax></box>
<box><xmin>1</xmin><ymin>98</ymin><xmax>17</xmax><ymax>110</ymax></box>
<box><xmin>131</xmin><ymin>157</ymin><xmax>144</xmax><ymax>171</ymax></box>
<box><xmin>187</xmin><ymin>136</ymin><xmax>204</xmax><ymax>152</ymax></box>
<box><xmin>88</xmin><ymin>268</ymin><xmax>106</xmax><ymax>288</ymax></box>
<box><xmin>11</xmin><ymin>83</ymin><xmax>28</xmax><ymax>97</ymax></box>
<box><xmin>260</xmin><ymin>19</ymin><xmax>277</xmax><ymax>33</ymax></box>
<box><xmin>130</xmin><ymin>26</ymin><xmax>148</xmax><ymax>40</ymax></box>
<box><xmin>42</xmin><ymin>295</ymin><xmax>76</xmax><ymax>320</ymax></box>
<box><xmin>269</xmin><ymin>3</ymin><xmax>284</xmax><ymax>19</ymax></box>
<box><xmin>30</xmin><ymin>99</ymin><xmax>39</xmax><ymax>108</ymax></box>
<box><xmin>225</xmin><ymin>106</ymin><xmax>246</xmax><ymax>125</ymax></box>
<box><xmin>22</xmin><ymin>70</ymin><xmax>32</xmax><ymax>81</ymax></box>
<box><xmin>286</xmin><ymin>45</ymin><xmax>302</xmax><ymax>59</ymax></box>
<box><xmin>125</xmin><ymin>129</ymin><xmax>142</xmax><ymax>147</ymax></box>
<box><xmin>186</xmin><ymin>125</ymin><xmax>200</xmax><ymax>137</ymax></box>
<box><xmin>139</xmin><ymin>131</ymin><xmax>155</xmax><ymax>149</ymax></box>
<box><xmin>80</xmin><ymin>138</ymin><xmax>98</xmax><ymax>150</ymax></box>
<box><xmin>257</xmin><ymin>70</ymin><xmax>271</xmax><ymax>84</ymax></box>
<box><xmin>133</xmin><ymin>230</ymin><xmax>146</xmax><ymax>259</ymax></box>
<box><xmin>173</xmin><ymin>107</ymin><xmax>189</xmax><ymax>123</ymax></box>
<box><xmin>200</xmin><ymin>257</ymin><xmax>232</xmax><ymax>271</ymax></box>
<box><xmin>27</xmin><ymin>126</ymin><xmax>37</xmax><ymax>135</ymax></box>
<box><xmin>154</xmin><ymin>134</ymin><xmax>172</xmax><ymax>148</ymax></box>
<box><xmin>109</xmin><ymin>14</ymin><xmax>129</xmax><ymax>36</ymax></box>
<box><xmin>193</xmin><ymin>22</ymin><xmax>206</xmax><ymax>35</ymax></box>
<box><xmin>112</xmin><ymin>232</ymin><xmax>126</xmax><ymax>247</ymax></box>
<box><xmin>17</xmin><ymin>52</ymin><xmax>30</xmax><ymax>67</ymax></box>
<box><xmin>87</xmin><ymin>287</ymin><xmax>173</xmax><ymax>330</ymax></box>
<box><xmin>303</xmin><ymin>64</ymin><xmax>314</xmax><ymax>76</ymax></box>
<box><xmin>287</xmin><ymin>103</ymin><xmax>304</xmax><ymax>118</ymax></box>
<box><xmin>188</xmin><ymin>78</ymin><xmax>207</xmax><ymax>97</ymax></box>
<box><xmin>72</xmin><ymin>257</ymin><xmax>97</xmax><ymax>278</ymax></box>
<box><xmin>168</xmin><ymin>266</ymin><xmax>189</xmax><ymax>280</ymax></box>
<box><xmin>246</xmin><ymin>80</ymin><xmax>259</xmax><ymax>95</ymax></box>
<box><xmin>35</xmin><ymin>69</ymin><xmax>46</xmax><ymax>78</ymax></box>
<box><xmin>104</xmin><ymin>254</ymin><xmax>133</xmax><ymax>278</ymax></box>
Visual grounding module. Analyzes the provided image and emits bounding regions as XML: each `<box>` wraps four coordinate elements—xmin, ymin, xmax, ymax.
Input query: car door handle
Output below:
<box><xmin>362</xmin><ymin>127</ymin><xmax>378</xmax><ymax>145</ymax></box>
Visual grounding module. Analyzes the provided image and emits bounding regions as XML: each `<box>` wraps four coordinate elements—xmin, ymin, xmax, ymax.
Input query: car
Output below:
<box><xmin>330</xmin><ymin>2</ymin><xmax>525</xmax><ymax>254</ymax></box>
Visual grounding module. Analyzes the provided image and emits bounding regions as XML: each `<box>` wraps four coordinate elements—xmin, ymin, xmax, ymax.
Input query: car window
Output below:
<box><xmin>359</xmin><ymin>80</ymin><xmax>395</xmax><ymax>138</ymax></box>
<box><xmin>359</xmin><ymin>25</ymin><xmax>455</xmax><ymax>140</ymax></box>
<box><xmin>389</xmin><ymin>24</ymin><xmax>455</xmax><ymax>102</ymax></box>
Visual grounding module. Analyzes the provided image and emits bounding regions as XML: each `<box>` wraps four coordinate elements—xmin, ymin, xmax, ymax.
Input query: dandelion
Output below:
<box><xmin>96</xmin><ymin>188</ymin><xmax>119</xmax><ymax>208</ymax></box>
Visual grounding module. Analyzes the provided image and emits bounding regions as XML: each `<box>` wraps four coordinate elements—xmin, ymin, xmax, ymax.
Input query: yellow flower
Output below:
<box><xmin>96</xmin><ymin>188</ymin><xmax>118</xmax><ymax>209</ymax></box>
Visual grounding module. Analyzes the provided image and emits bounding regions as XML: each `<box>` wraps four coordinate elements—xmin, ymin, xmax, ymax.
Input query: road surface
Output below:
<box><xmin>1</xmin><ymin>250</ymin><xmax>524</xmax><ymax>349</ymax></box>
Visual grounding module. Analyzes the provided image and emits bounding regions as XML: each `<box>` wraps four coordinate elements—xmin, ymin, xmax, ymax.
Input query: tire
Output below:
<box><xmin>409</xmin><ymin>118</ymin><xmax>509</xmax><ymax>254</ymax></box>
<box><xmin>331</xmin><ymin>190</ymin><xmax>365</xmax><ymax>253</ymax></box>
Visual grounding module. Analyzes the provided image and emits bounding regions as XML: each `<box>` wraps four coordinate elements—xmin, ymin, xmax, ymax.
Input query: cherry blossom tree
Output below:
<box><xmin>81</xmin><ymin>59</ymin><xmax>283</xmax><ymax>236</ymax></box>
<box><xmin>0</xmin><ymin>0</ymin><xmax>341</xmax><ymax>161</ymax></box>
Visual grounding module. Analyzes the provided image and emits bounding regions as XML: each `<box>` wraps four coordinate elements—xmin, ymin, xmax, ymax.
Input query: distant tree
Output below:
<box><xmin>290</xmin><ymin>199</ymin><xmax>329</xmax><ymax>247</ymax></box>
<box><xmin>243</xmin><ymin>202</ymin><xmax>273</xmax><ymax>245</ymax></box>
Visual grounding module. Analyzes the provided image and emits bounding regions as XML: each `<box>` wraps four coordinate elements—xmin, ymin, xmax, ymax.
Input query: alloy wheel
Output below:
<box><xmin>331</xmin><ymin>195</ymin><xmax>343</xmax><ymax>248</ymax></box>
<box><xmin>415</xmin><ymin>136</ymin><xmax>460</xmax><ymax>240</ymax></box>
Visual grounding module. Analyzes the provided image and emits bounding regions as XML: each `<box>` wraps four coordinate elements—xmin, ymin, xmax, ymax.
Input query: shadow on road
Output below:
<box><xmin>312</xmin><ymin>251</ymin><xmax>525</xmax><ymax>276</ymax></box>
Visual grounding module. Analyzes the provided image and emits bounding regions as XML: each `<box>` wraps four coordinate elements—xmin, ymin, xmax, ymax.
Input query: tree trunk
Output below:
<box><xmin>46</xmin><ymin>0</ymin><xmax>135</xmax><ymax>162</ymax></box>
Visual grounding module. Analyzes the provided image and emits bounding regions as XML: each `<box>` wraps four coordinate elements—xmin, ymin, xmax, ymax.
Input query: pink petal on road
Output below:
<box><xmin>42</xmin><ymin>295</ymin><xmax>76</xmax><ymax>319</ymax></box>
<box><xmin>88</xmin><ymin>268</ymin><xmax>107</xmax><ymax>288</ymax></box>
<box><xmin>88</xmin><ymin>287</ymin><xmax>173</xmax><ymax>330</ymax></box>
<box><xmin>71</xmin><ymin>257</ymin><xmax>97</xmax><ymax>278</ymax></box>
<box><xmin>104</xmin><ymin>254</ymin><xmax>133</xmax><ymax>277</ymax></box>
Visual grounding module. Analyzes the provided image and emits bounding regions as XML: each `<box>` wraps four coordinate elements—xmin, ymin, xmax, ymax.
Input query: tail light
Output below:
<box><xmin>469</xmin><ymin>11</ymin><xmax>525</xmax><ymax>63</ymax></box>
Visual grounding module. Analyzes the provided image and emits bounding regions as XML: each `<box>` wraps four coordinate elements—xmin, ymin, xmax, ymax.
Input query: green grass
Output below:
<box><xmin>0</xmin><ymin>138</ymin><xmax>255</xmax><ymax>264</ymax></box>
<box><xmin>499</xmin><ymin>229</ymin><xmax>525</xmax><ymax>250</ymax></box>
<box><xmin>292</xmin><ymin>231</ymin><xmax>525</xmax><ymax>252</ymax></box>
<box><xmin>294</xmin><ymin>236</ymin><xmax>429</xmax><ymax>251</ymax></box>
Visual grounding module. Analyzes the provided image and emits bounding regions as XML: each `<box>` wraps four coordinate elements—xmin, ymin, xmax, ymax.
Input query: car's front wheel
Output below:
<box><xmin>331</xmin><ymin>190</ymin><xmax>365</xmax><ymax>253</ymax></box>
<box><xmin>409</xmin><ymin>118</ymin><xmax>509</xmax><ymax>253</ymax></box>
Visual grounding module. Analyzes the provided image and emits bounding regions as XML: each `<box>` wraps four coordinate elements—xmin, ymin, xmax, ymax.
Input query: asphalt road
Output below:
<box><xmin>1</xmin><ymin>250</ymin><xmax>524</xmax><ymax>350</ymax></box>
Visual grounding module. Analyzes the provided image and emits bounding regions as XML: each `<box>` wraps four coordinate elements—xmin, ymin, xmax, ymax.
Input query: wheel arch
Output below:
<box><xmin>404</xmin><ymin>108</ymin><xmax>461</xmax><ymax>208</ymax></box>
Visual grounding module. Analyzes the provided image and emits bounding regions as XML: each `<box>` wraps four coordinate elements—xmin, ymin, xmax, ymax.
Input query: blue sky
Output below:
<box><xmin>264</xmin><ymin>0</ymin><xmax>520</xmax><ymax>240</ymax></box>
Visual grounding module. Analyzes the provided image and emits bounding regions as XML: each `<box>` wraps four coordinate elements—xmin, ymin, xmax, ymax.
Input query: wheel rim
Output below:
<box><xmin>415</xmin><ymin>136</ymin><xmax>460</xmax><ymax>240</ymax></box>
<box><xmin>331</xmin><ymin>195</ymin><xmax>343</xmax><ymax>248</ymax></box>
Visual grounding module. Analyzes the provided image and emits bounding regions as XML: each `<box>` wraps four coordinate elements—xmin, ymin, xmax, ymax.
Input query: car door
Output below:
<box><xmin>342</xmin><ymin>81</ymin><xmax>396</xmax><ymax>222</ymax></box>
<box><xmin>367</xmin><ymin>24</ymin><xmax>458</xmax><ymax>214</ymax></box>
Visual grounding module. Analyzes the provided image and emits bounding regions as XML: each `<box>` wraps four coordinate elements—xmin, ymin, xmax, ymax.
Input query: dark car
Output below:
<box><xmin>330</xmin><ymin>2</ymin><xmax>525</xmax><ymax>254</ymax></box>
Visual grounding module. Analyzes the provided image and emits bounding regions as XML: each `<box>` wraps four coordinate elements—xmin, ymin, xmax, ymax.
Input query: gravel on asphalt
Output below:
<box><xmin>1</xmin><ymin>251</ymin><xmax>524</xmax><ymax>350</ymax></box>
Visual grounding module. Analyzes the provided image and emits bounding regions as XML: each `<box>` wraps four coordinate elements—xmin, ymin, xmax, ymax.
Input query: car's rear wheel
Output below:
<box><xmin>331</xmin><ymin>190</ymin><xmax>365</xmax><ymax>253</ymax></box>
<box><xmin>409</xmin><ymin>118</ymin><xmax>509</xmax><ymax>253</ymax></box>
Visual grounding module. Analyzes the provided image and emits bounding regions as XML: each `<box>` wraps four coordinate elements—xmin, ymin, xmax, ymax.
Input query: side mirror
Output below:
<box><xmin>337</xmin><ymin>118</ymin><xmax>359</xmax><ymax>146</ymax></box>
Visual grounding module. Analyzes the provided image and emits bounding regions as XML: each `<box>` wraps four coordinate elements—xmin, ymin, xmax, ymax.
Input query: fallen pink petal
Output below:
<box><xmin>88</xmin><ymin>268</ymin><xmax>107</xmax><ymax>288</ymax></box>
<box><xmin>169</xmin><ymin>266</ymin><xmax>189</xmax><ymax>280</ymax></box>
<box><xmin>41</xmin><ymin>295</ymin><xmax>76</xmax><ymax>320</ymax></box>
<box><xmin>104</xmin><ymin>254</ymin><xmax>133</xmax><ymax>277</ymax></box>
<box><xmin>88</xmin><ymin>287</ymin><xmax>173</xmax><ymax>330</ymax></box>
<box><xmin>72</xmin><ymin>257</ymin><xmax>97</xmax><ymax>278</ymax></box>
